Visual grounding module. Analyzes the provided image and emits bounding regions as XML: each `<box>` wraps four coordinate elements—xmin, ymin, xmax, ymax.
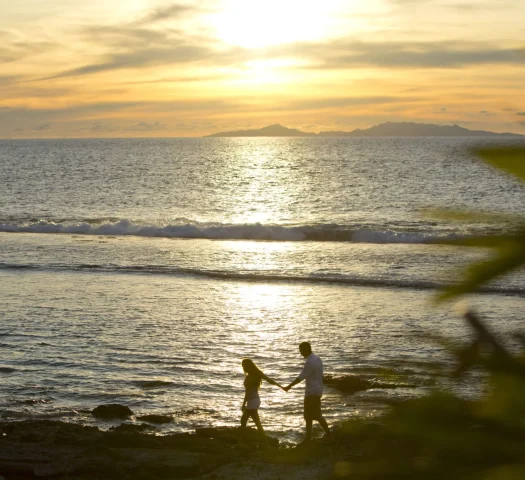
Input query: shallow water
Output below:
<box><xmin>1</xmin><ymin>137</ymin><xmax>524</xmax><ymax>441</ymax></box>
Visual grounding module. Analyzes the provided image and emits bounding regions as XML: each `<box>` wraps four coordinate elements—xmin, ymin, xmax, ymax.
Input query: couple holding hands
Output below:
<box><xmin>241</xmin><ymin>342</ymin><xmax>331</xmax><ymax>446</ymax></box>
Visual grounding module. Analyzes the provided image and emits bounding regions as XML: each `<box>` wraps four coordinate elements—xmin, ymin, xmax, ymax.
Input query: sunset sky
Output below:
<box><xmin>1</xmin><ymin>0</ymin><xmax>524</xmax><ymax>138</ymax></box>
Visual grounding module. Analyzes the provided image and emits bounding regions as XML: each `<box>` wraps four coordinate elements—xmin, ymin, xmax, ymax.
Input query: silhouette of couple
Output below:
<box><xmin>241</xmin><ymin>342</ymin><xmax>331</xmax><ymax>446</ymax></box>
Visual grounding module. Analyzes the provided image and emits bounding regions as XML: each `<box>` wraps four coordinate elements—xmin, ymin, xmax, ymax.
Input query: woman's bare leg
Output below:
<box><xmin>241</xmin><ymin>410</ymin><xmax>250</xmax><ymax>428</ymax></box>
<box><xmin>239</xmin><ymin>409</ymin><xmax>251</xmax><ymax>443</ymax></box>
<box><xmin>251</xmin><ymin>410</ymin><xmax>268</xmax><ymax>447</ymax></box>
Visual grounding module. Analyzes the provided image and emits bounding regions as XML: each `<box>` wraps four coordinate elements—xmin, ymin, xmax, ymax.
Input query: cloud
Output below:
<box><xmin>0</xmin><ymin>31</ymin><xmax>56</xmax><ymax>63</ymax></box>
<box><xmin>41</xmin><ymin>22</ymin><xmax>245</xmax><ymax>80</ymax></box>
<box><xmin>125</xmin><ymin>73</ymin><xmax>230</xmax><ymax>85</ymax></box>
<box><xmin>433</xmin><ymin>107</ymin><xmax>448</xmax><ymax>113</ymax></box>
<box><xmin>281</xmin><ymin>95</ymin><xmax>423</xmax><ymax>111</ymax></box>
<box><xmin>516</xmin><ymin>112</ymin><xmax>525</xmax><ymax>116</ymax></box>
<box><xmin>32</xmin><ymin>123</ymin><xmax>51</xmax><ymax>131</ymax></box>
<box><xmin>3</xmin><ymin>86</ymin><xmax>77</xmax><ymax>99</ymax></box>
<box><xmin>46</xmin><ymin>45</ymin><xmax>223</xmax><ymax>80</ymax></box>
<box><xmin>175</xmin><ymin>123</ymin><xmax>199</xmax><ymax>130</ymax></box>
<box><xmin>279</xmin><ymin>39</ymin><xmax>525</xmax><ymax>69</ymax></box>
<box><xmin>133</xmin><ymin>3</ymin><xmax>197</xmax><ymax>25</ymax></box>
<box><xmin>388</xmin><ymin>0</ymin><xmax>521</xmax><ymax>13</ymax></box>
<box><xmin>35</xmin><ymin>3</ymin><xmax>241</xmax><ymax>80</ymax></box>
<box><xmin>34</xmin><ymin>6</ymin><xmax>525</xmax><ymax>83</ymax></box>
<box><xmin>480</xmin><ymin>110</ymin><xmax>497</xmax><ymax>116</ymax></box>
<box><xmin>0</xmin><ymin>102</ymin><xmax>142</xmax><ymax>129</ymax></box>
<box><xmin>125</xmin><ymin>121</ymin><xmax>170</xmax><ymax>132</ymax></box>
<box><xmin>86</xmin><ymin>122</ymin><xmax>121</xmax><ymax>133</ymax></box>
<box><xmin>0</xmin><ymin>98</ymin><xmax>242</xmax><ymax>126</ymax></box>
<box><xmin>0</xmin><ymin>74</ymin><xmax>23</xmax><ymax>85</ymax></box>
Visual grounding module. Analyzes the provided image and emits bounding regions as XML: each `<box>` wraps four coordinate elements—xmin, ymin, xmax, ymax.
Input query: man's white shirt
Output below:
<box><xmin>298</xmin><ymin>353</ymin><xmax>323</xmax><ymax>397</ymax></box>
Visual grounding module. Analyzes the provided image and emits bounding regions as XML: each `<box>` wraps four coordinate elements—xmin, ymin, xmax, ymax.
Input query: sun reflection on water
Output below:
<box><xmin>217</xmin><ymin>239</ymin><xmax>295</xmax><ymax>272</ymax></box>
<box><xmin>223</xmin><ymin>141</ymin><xmax>303</xmax><ymax>225</ymax></box>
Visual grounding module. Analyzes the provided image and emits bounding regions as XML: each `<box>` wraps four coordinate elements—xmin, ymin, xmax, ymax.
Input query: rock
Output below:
<box><xmin>102</xmin><ymin>432</ymin><xmax>163</xmax><ymax>449</ymax></box>
<box><xmin>92</xmin><ymin>404</ymin><xmax>134</xmax><ymax>419</ymax></box>
<box><xmin>0</xmin><ymin>420</ymin><xmax>101</xmax><ymax>446</ymax></box>
<box><xmin>34</xmin><ymin>461</ymin><xmax>76</xmax><ymax>477</ymax></box>
<box><xmin>324</xmin><ymin>374</ymin><xmax>415</xmax><ymax>394</ymax></box>
<box><xmin>110</xmin><ymin>423</ymin><xmax>158</xmax><ymax>433</ymax></box>
<box><xmin>195</xmin><ymin>427</ymin><xmax>279</xmax><ymax>447</ymax></box>
<box><xmin>324</xmin><ymin>374</ymin><xmax>372</xmax><ymax>393</ymax></box>
<box><xmin>0</xmin><ymin>420</ymin><xmax>248</xmax><ymax>479</ymax></box>
<box><xmin>137</xmin><ymin>414</ymin><xmax>173</xmax><ymax>424</ymax></box>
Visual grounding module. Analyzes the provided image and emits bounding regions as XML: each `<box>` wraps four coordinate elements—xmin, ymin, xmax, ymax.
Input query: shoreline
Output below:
<box><xmin>2</xmin><ymin>369</ymin><xmax>524</xmax><ymax>479</ymax></box>
<box><xmin>0</xmin><ymin>419</ymin><xmax>347</xmax><ymax>479</ymax></box>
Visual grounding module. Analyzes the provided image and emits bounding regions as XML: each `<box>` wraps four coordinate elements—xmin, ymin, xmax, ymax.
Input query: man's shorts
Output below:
<box><xmin>304</xmin><ymin>395</ymin><xmax>322</xmax><ymax>421</ymax></box>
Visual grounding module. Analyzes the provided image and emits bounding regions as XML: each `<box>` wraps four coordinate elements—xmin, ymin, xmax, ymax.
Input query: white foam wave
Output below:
<box><xmin>351</xmin><ymin>229</ymin><xmax>461</xmax><ymax>244</ymax></box>
<box><xmin>0</xmin><ymin>219</ymin><xmax>306</xmax><ymax>241</ymax></box>
<box><xmin>0</xmin><ymin>219</ymin><xmax>464</xmax><ymax>244</ymax></box>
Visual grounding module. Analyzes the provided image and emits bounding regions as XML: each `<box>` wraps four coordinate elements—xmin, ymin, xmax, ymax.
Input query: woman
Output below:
<box><xmin>241</xmin><ymin>358</ymin><xmax>283</xmax><ymax>446</ymax></box>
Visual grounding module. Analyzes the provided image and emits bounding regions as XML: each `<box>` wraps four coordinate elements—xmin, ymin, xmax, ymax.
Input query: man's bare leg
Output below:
<box><xmin>318</xmin><ymin>416</ymin><xmax>332</xmax><ymax>438</ymax></box>
<box><xmin>305</xmin><ymin>419</ymin><xmax>313</xmax><ymax>442</ymax></box>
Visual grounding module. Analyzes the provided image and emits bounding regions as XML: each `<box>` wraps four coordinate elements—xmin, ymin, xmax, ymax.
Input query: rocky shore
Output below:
<box><xmin>0</xmin><ymin>372</ymin><xmax>433</xmax><ymax>480</ymax></box>
<box><xmin>0</xmin><ymin>417</ymin><xmax>351</xmax><ymax>480</ymax></box>
<box><xmin>3</xmin><ymin>388</ymin><xmax>524</xmax><ymax>480</ymax></box>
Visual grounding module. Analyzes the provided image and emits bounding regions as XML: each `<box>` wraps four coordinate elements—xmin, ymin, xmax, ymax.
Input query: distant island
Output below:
<box><xmin>205</xmin><ymin>122</ymin><xmax>524</xmax><ymax>137</ymax></box>
<box><xmin>206</xmin><ymin>124</ymin><xmax>316</xmax><ymax>137</ymax></box>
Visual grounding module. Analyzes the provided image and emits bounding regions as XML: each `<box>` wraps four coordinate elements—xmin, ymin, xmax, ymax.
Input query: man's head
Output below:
<box><xmin>299</xmin><ymin>341</ymin><xmax>312</xmax><ymax>358</ymax></box>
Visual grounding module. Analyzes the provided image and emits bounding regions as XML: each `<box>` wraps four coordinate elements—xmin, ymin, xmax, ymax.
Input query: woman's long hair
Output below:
<box><xmin>242</xmin><ymin>358</ymin><xmax>263</xmax><ymax>388</ymax></box>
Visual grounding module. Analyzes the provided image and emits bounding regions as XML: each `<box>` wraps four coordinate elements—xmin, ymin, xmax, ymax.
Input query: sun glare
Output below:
<box><xmin>214</xmin><ymin>0</ymin><xmax>344</xmax><ymax>49</ymax></box>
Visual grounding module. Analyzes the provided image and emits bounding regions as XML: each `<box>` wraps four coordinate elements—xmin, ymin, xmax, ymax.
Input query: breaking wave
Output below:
<box><xmin>0</xmin><ymin>218</ymin><xmax>472</xmax><ymax>245</ymax></box>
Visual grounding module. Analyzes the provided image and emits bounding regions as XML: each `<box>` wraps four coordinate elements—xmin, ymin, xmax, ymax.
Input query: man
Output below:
<box><xmin>284</xmin><ymin>342</ymin><xmax>331</xmax><ymax>443</ymax></box>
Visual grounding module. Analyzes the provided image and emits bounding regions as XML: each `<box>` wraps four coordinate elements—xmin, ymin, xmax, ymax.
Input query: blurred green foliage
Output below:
<box><xmin>332</xmin><ymin>310</ymin><xmax>525</xmax><ymax>479</ymax></box>
<box><xmin>436</xmin><ymin>147</ymin><xmax>525</xmax><ymax>301</ymax></box>
<box><xmin>330</xmin><ymin>147</ymin><xmax>525</xmax><ymax>478</ymax></box>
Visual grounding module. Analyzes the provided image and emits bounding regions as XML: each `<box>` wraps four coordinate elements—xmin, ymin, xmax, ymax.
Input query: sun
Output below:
<box><xmin>214</xmin><ymin>0</ymin><xmax>344</xmax><ymax>49</ymax></box>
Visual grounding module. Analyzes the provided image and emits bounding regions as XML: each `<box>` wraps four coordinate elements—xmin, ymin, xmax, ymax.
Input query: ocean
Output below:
<box><xmin>1</xmin><ymin>136</ymin><xmax>525</xmax><ymax>442</ymax></box>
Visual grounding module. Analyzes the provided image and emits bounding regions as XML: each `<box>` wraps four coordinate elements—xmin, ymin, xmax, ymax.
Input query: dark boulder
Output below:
<box><xmin>324</xmin><ymin>374</ymin><xmax>416</xmax><ymax>394</ymax></box>
<box><xmin>324</xmin><ymin>374</ymin><xmax>372</xmax><ymax>393</ymax></box>
<box><xmin>92</xmin><ymin>404</ymin><xmax>134</xmax><ymax>419</ymax></box>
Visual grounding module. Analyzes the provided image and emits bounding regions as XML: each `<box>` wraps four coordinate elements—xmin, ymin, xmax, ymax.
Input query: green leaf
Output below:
<box><xmin>476</xmin><ymin>147</ymin><xmax>525</xmax><ymax>183</ymax></box>
<box><xmin>437</xmin><ymin>230</ymin><xmax>525</xmax><ymax>248</ymax></box>
<box><xmin>435</xmin><ymin>234</ymin><xmax>514</xmax><ymax>248</ymax></box>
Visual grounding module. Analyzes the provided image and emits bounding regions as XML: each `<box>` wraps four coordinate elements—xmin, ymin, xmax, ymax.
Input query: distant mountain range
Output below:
<box><xmin>205</xmin><ymin>122</ymin><xmax>524</xmax><ymax>137</ymax></box>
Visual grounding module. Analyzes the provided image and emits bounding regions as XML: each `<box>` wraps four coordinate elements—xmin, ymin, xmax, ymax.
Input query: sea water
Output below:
<box><xmin>1</xmin><ymin>137</ymin><xmax>525</xmax><ymax>442</ymax></box>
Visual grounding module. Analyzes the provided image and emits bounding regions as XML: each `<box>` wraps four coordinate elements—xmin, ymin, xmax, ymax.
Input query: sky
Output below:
<box><xmin>1</xmin><ymin>0</ymin><xmax>524</xmax><ymax>138</ymax></box>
